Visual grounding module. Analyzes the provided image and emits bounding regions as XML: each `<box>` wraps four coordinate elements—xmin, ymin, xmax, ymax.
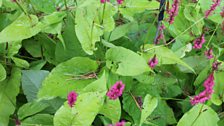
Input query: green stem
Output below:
<box><xmin>74</xmin><ymin>0</ymin><xmax>78</xmax><ymax>6</ymax></box>
<box><xmin>15</xmin><ymin>0</ymin><xmax>30</xmax><ymax>19</ymax></box>
<box><xmin>206</xmin><ymin>23</ymin><xmax>220</xmax><ymax>47</ymax></box>
<box><xmin>101</xmin><ymin>3</ymin><xmax>106</xmax><ymax>25</ymax></box>
<box><xmin>64</xmin><ymin>0</ymin><xmax>68</xmax><ymax>10</ymax></box>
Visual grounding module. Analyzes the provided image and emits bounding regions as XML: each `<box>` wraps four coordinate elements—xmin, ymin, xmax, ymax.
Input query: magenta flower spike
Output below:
<box><xmin>100</xmin><ymin>0</ymin><xmax>110</xmax><ymax>3</ymax></box>
<box><xmin>190</xmin><ymin>73</ymin><xmax>214</xmax><ymax>105</ymax></box>
<box><xmin>204</xmin><ymin>48</ymin><xmax>213</xmax><ymax>59</ymax></box>
<box><xmin>117</xmin><ymin>0</ymin><xmax>124</xmax><ymax>4</ymax></box>
<box><xmin>67</xmin><ymin>91</ymin><xmax>78</xmax><ymax>107</ymax></box>
<box><xmin>205</xmin><ymin>0</ymin><xmax>221</xmax><ymax>18</ymax></box>
<box><xmin>193</xmin><ymin>34</ymin><xmax>206</xmax><ymax>49</ymax></box>
<box><xmin>148</xmin><ymin>55</ymin><xmax>158</xmax><ymax>68</ymax></box>
<box><xmin>106</xmin><ymin>81</ymin><xmax>125</xmax><ymax>100</ymax></box>
<box><xmin>168</xmin><ymin>0</ymin><xmax>180</xmax><ymax>24</ymax></box>
<box><xmin>109</xmin><ymin>120</ymin><xmax>125</xmax><ymax>126</ymax></box>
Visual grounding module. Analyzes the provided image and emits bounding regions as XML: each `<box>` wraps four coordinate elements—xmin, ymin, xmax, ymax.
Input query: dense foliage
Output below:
<box><xmin>0</xmin><ymin>0</ymin><xmax>224</xmax><ymax>126</ymax></box>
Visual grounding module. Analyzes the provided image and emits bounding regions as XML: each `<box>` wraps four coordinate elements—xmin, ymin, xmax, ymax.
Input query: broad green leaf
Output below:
<box><xmin>12</xmin><ymin>57</ymin><xmax>30</xmax><ymax>69</ymax></box>
<box><xmin>22</xmin><ymin>70</ymin><xmax>49</xmax><ymax>102</ymax></box>
<box><xmin>75</xmin><ymin>3</ymin><xmax>103</xmax><ymax>55</ymax></box>
<box><xmin>23</xmin><ymin>39</ymin><xmax>42</xmax><ymax>58</ymax></box>
<box><xmin>99</xmin><ymin>98</ymin><xmax>121</xmax><ymax>123</ymax></box>
<box><xmin>0</xmin><ymin>14</ymin><xmax>43</xmax><ymax>43</ymax></box>
<box><xmin>0</xmin><ymin>0</ymin><xmax>2</xmax><ymax>7</ymax></box>
<box><xmin>140</xmin><ymin>94</ymin><xmax>158</xmax><ymax>125</ymax></box>
<box><xmin>120</xmin><ymin>0</ymin><xmax>159</xmax><ymax>21</ymax></box>
<box><xmin>18</xmin><ymin>101</ymin><xmax>49</xmax><ymax>120</ymax></box>
<box><xmin>0</xmin><ymin>67</ymin><xmax>21</xmax><ymax>126</ymax></box>
<box><xmin>21</xmin><ymin>114</ymin><xmax>53</xmax><ymax>126</ymax></box>
<box><xmin>106</xmin><ymin>47</ymin><xmax>151</xmax><ymax>76</ymax></box>
<box><xmin>194</xmin><ymin>66</ymin><xmax>210</xmax><ymax>86</ymax></box>
<box><xmin>177</xmin><ymin>104</ymin><xmax>219</xmax><ymax>126</ymax></box>
<box><xmin>38</xmin><ymin>57</ymin><xmax>98</xmax><ymax>99</ymax></box>
<box><xmin>0</xmin><ymin>63</ymin><xmax>6</xmax><ymax>82</ymax></box>
<box><xmin>143</xmin><ymin>44</ymin><xmax>195</xmax><ymax>73</ymax></box>
<box><xmin>54</xmin><ymin>92</ymin><xmax>104</xmax><ymax>126</ymax></box>
<box><xmin>30</xmin><ymin>60</ymin><xmax>47</xmax><ymax>70</ymax></box>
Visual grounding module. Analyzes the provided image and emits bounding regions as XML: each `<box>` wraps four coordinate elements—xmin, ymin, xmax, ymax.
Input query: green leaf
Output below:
<box><xmin>0</xmin><ymin>0</ymin><xmax>2</xmax><ymax>7</ymax></box>
<box><xmin>54</xmin><ymin>92</ymin><xmax>104</xmax><ymax>126</ymax></box>
<box><xmin>38</xmin><ymin>57</ymin><xmax>98</xmax><ymax>99</ymax></box>
<box><xmin>23</xmin><ymin>38</ymin><xmax>42</xmax><ymax>58</ymax></box>
<box><xmin>0</xmin><ymin>67</ymin><xmax>21</xmax><ymax>126</ymax></box>
<box><xmin>30</xmin><ymin>0</ymin><xmax>58</xmax><ymax>14</ymax></box>
<box><xmin>75</xmin><ymin>3</ymin><xmax>103</xmax><ymax>55</ymax></box>
<box><xmin>177</xmin><ymin>104</ymin><xmax>219</xmax><ymax>126</ymax></box>
<box><xmin>0</xmin><ymin>63</ymin><xmax>6</xmax><ymax>82</ymax></box>
<box><xmin>12</xmin><ymin>57</ymin><xmax>30</xmax><ymax>69</ymax></box>
<box><xmin>18</xmin><ymin>101</ymin><xmax>49</xmax><ymax>120</ymax></box>
<box><xmin>106</xmin><ymin>47</ymin><xmax>151</xmax><ymax>76</ymax></box>
<box><xmin>21</xmin><ymin>114</ymin><xmax>53</xmax><ymax>126</ymax></box>
<box><xmin>120</xmin><ymin>0</ymin><xmax>159</xmax><ymax>21</ymax></box>
<box><xmin>211</xmin><ymin>72</ymin><xmax>224</xmax><ymax>105</ymax></box>
<box><xmin>99</xmin><ymin>98</ymin><xmax>121</xmax><ymax>123</ymax></box>
<box><xmin>140</xmin><ymin>94</ymin><xmax>158</xmax><ymax>125</ymax></box>
<box><xmin>0</xmin><ymin>14</ymin><xmax>43</xmax><ymax>43</ymax></box>
<box><xmin>22</xmin><ymin>70</ymin><xmax>49</xmax><ymax>102</ymax></box>
<box><xmin>143</xmin><ymin>44</ymin><xmax>195</xmax><ymax>73</ymax></box>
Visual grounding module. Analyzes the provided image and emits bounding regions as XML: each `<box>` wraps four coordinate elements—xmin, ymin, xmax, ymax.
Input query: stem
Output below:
<box><xmin>144</xmin><ymin>17</ymin><xmax>205</xmax><ymax>52</ymax></box>
<box><xmin>64</xmin><ymin>0</ymin><xmax>68</xmax><ymax>10</ymax></box>
<box><xmin>206</xmin><ymin>23</ymin><xmax>220</xmax><ymax>47</ymax></box>
<box><xmin>101</xmin><ymin>3</ymin><xmax>106</xmax><ymax>25</ymax></box>
<box><xmin>129</xmin><ymin>91</ymin><xmax>142</xmax><ymax>111</ymax></box>
<box><xmin>74</xmin><ymin>0</ymin><xmax>78</xmax><ymax>6</ymax></box>
<box><xmin>15</xmin><ymin>1</ymin><xmax>31</xmax><ymax>19</ymax></box>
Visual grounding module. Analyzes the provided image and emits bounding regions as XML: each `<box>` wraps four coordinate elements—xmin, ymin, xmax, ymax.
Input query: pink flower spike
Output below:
<box><xmin>117</xmin><ymin>0</ymin><xmax>124</xmax><ymax>4</ymax></box>
<box><xmin>204</xmin><ymin>48</ymin><xmax>213</xmax><ymax>59</ymax></box>
<box><xmin>100</xmin><ymin>0</ymin><xmax>110</xmax><ymax>3</ymax></box>
<box><xmin>205</xmin><ymin>0</ymin><xmax>221</xmax><ymax>18</ymax></box>
<box><xmin>106</xmin><ymin>81</ymin><xmax>125</xmax><ymax>100</ymax></box>
<box><xmin>190</xmin><ymin>73</ymin><xmax>215</xmax><ymax>105</ymax></box>
<box><xmin>148</xmin><ymin>55</ymin><xmax>158</xmax><ymax>68</ymax></box>
<box><xmin>212</xmin><ymin>61</ymin><xmax>221</xmax><ymax>71</ymax></box>
<box><xmin>67</xmin><ymin>91</ymin><xmax>78</xmax><ymax>107</ymax></box>
<box><xmin>193</xmin><ymin>34</ymin><xmax>206</xmax><ymax>49</ymax></box>
<box><xmin>109</xmin><ymin>121</ymin><xmax>126</xmax><ymax>126</ymax></box>
<box><xmin>168</xmin><ymin>0</ymin><xmax>180</xmax><ymax>24</ymax></box>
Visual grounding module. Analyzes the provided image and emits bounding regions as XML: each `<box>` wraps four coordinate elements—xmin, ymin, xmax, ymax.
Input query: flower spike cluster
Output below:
<box><xmin>190</xmin><ymin>73</ymin><xmax>215</xmax><ymax>105</ymax></box>
<box><xmin>168</xmin><ymin>0</ymin><xmax>180</xmax><ymax>24</ymax></box>
<box><xmin>193</xmin><ymin>34</ymin><xmax>206</xmax><ymax>49</ymax></box>
<box><xmin>107</xmin><ymin>81</ymin><xmax>125</xmax><ymax>100</ymax></box>
<box><xmin>67</xmin><ymin>91</ymin><xmax>78</xmax><ymax>107</ymax></box>
<box><xmin>205</xmin><ymin>0</ymin><xmax>221</xmax><ymax>18</ymax></box>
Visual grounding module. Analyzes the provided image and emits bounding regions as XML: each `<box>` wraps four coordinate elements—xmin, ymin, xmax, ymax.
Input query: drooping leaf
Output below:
<box><xmin>0</xmin><ymin>67</ymin><xmax>21</xmax><ymax>126</ymax></box>
<box><xmin>21</xmin><ymin>114</ymin><xmax>53</xmax><ymax>126</ymax></box>
<box><xmin>106</xmin><ymin>46</ymin><xmax>151</xmax><ymax>76</ymax></box>
<box><xmin>177</xmin><ymin>104</ymin><xmax>219</xmax><ymax>126</ymax></box>
<box><xmin>12</xmin><ymin>57</ymin><xmax>30</xmax><ymax>69</ymax></box>
<box><xmin>38</xmin><ymin>57</ymin><xmax>98</xmax><ymax>99</ymax></box>
<box><xmin>22</xmin><ymin>70</ymin><xmax>49</xmax><ymax>102</ymax></box>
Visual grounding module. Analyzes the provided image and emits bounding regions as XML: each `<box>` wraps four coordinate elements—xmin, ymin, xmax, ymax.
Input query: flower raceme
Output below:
<box><xmin>67</xmin><ymin>91</ymin><xmax>78</xmax><ymax>107</ymax></box>
<box><xmin>193</xmin><ymin>34</ymin><xmax>206</xmax><ymax>49</ymax></box>
<box><xmin>190</xmin><ymin>73</ymin><xmax>215</xmax><ymax>105</ymax></box>
<box><xmin>106</xmin><ymin>81</ymin><xmax>125</xmax><ymax>100</ymax></box>
<box><xmin>168</xmin><ymin>0</ymin><xmax>180</xmax><ymax>24</ymax></box>
<box><xmin>205</xmin><ymin>0</ymin><xmax>221</xmax><ymax>18</ymax></box>
<box><xmin>117</xmin><ymin>0</ymin><xmax>124</xmax><ymax>4</ymax></box>
<box><xmin>204</xmin><ymin>48</ymin><xmax>214</xmax><ymax>59</ymax></box>
<box><xmin>148</xmin><ymin>55</ymin><xmax>158</xmax><ymax>69</ymax></box>
<box><xmin>109</xmin><ymin>121</ymin><xmax>125</xmax><ymax>126</ymax></box>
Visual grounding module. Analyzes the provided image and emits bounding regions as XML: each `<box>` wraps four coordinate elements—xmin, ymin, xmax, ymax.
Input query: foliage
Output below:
<box><xmin>0</xmin><ymin>0</ymin><xmax>224</xmax><ymax>126</ymax></box>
